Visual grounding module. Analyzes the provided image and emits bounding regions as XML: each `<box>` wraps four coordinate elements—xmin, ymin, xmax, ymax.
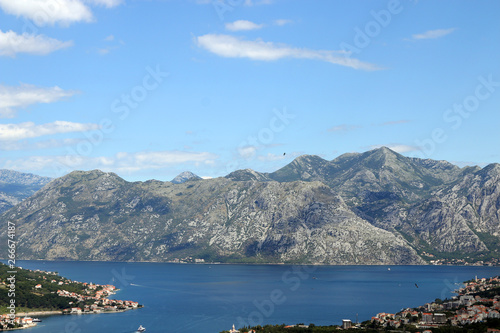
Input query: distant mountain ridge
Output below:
<box><xmin>0</xmin><ymin>170</ymin><xmax>52</xmax><ymax>214</ymax></box>
<box><xmin>1</xmin><ymin>147</ymin><xmax>499</xmax><ymax>265</ymax></box>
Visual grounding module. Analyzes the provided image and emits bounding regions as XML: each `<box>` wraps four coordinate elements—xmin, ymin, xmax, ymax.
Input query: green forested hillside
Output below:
<box><xmin>0</xmin><ymin>263</ymin><xmax>91</xmax><ymax>313</ymax></box>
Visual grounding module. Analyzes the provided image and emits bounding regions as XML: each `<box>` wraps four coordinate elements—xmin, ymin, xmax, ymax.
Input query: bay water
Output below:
<box><xmin>11</xmin><ymin>261</ymin><xmax>500</xmax><ymax>333</ymax></box>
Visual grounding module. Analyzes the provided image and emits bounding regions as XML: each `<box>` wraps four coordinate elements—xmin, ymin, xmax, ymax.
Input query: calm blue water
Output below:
<box><xmin>9</xmin><ymin>261</ymin><xmax>500</xmax><ymax>333</ymax></box>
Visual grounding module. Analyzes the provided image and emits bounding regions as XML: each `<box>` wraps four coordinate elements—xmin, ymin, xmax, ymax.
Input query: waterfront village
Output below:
<box><xmin>421</xmin><ymin>252</ymin><xmax>500</xmax><ymax>267</ymax></box>
<box><xmin>367</xmin><ymin>276</ymin><xmax>500</xmax><ymax>329</ymax></box>
<box><xmin>0</xmin><ymin>268</ymin><xmax>142</xmax><ymax>331</ymax></box>
<box><xmin>223</xmin><ymin>276</ymin><xmax>500</xmax><ymax>333</ymax></box>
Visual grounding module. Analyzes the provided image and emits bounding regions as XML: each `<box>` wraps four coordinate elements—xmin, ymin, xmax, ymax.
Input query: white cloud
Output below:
<box><xmin>104</xmin><ymin>34</ymin><xmax>114</xmax><ymax>41</ymax></box>
<box><xmin>412</xmin><ymin>28</ymin><xmax>456</xmax><ymax>40</ymax></box>
<box><xmin>196</xmin><ymin>34</ymin><xmax>382</xmax><ymax>70</ymax></box>
<box><xmin>225</xmin><ymin>20</ymin><xmax>264</xmax><ymax>31</ymax></box>
<box><xmin>274</xmin><ymin>19</ymin><xmax>292</xmax><ymax>26</ymax></box>
<box><xmin>0</xmin><ymin>30</ymin><xmax>73</xmax><ymax>57</ymax></box>
<box><xmin>0</xmin><ymin>0</ymin><xmax>122</xmax><ymax>26</ymax></box>
<box><xmin>0</xmin><ymin>0</ymin><xmax>93</xmax><ymax>26</ymax></box>
<box><xmin>0</xmin><ymin>84</ymin><xmax>78</xmax><ymax>118</ymax></box>
<box><xmin>238</xmin><ymin>146</ymin><xmax>257</xmax><ymax>159</ymax></box>
<box><xmin>0</xmin><ymin>121</ymin><xmax>100</xmax><ymax>141</ymax></box>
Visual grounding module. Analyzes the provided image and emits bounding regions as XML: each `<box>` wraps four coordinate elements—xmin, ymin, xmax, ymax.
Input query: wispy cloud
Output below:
<box><xmin>0</xmin><ymin>84</ymin><xmax>78</xmax><ymax>118</ymax></box>
<box><xmin>97</xmin><ymin>35</ymin><xmax>124</xmax><ymax>55</ymax></box>
<box><xmin>225</xmin><ymin>20</ymin><xmax>264</xmax><ymax>31</ymax></box>
<box><xmin>97</xmin><ymin>45</ymin><xmax>119</xmax><ymax>55</ymax></box>
<box><xmin>196</xmin><ymin>34</ymin><xmax>382</xmax><ymax>70</ymax></box>
<box><xmin>0</xmin><ymin>138</ymin><xmax>85</xmax><ymax>151</ymax></box>
<box><xmin>0</xmin><ymin>30</ymin><xmax>73</xmax><ymax>57</ymax></box>
<box><xmin>274</xmin><ymin>19</ymin><xmax>293</xmax><ymax>26</ymax></box>
<box><xmin>328</xmin><ymin>124</ymin><xmax>362</xmax><ymax>133</ymax></box>
<box><xmin>238</xmin><ymin>145</ymin><xmax>257</xmax><ymax>159</ymax></box>
<box><xmin>412</xmin><ymin>28</ymin><xmax>456</xmax><ymax>40</ymax></box>
<box><xmin>2</xmin><ymin>150</ymin><xmax>218</xmax><ymax>175</ymax></box>
<box><xmin>0</xmin><ymin>121</ymin><xmax>100</xmax><ymax>141</ymax></box>
<box><xmin>115</xmin><ymin>151</ymin><xmax>218</xmax><ymax>171</ymax></box>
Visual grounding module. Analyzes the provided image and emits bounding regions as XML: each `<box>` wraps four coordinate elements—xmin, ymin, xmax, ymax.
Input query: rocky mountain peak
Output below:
<box><xmin>269</xmin><ymin>154</ymin><xmax>328</xmax><ymax>182</ymax></box>
<box><xmin>171</xmin><ymin>171</ymin><xmax>201</xmax><ymax>184</ymax></box>
<box><xmin>225</xmin><ymin>169</ymin><xmax>269</xmax><ymax>181</ymax></box>
<box><xmin>361</xmin><ymin>146</ymin><xmax>403</xmax><ymax>168</ymax></box>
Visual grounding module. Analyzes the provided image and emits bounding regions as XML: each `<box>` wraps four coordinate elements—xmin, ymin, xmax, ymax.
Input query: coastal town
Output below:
<box><xmin>222</xmin><ymin>276</ymin><xmax>500</xmax><ymax>333</ymax></box>
<box><xmin>0</xmin><ymin>267</ymin><xmax>142</xmax><ymax>331</ymax></box>
<box><xmin>421</xmin><ymin>252</ymin><xmax>500</xmax><ymax>267</ymax></box>
<box><xmin>367</xmin><ymin>276</ymin><xmax>500</xmax><ymax>330</ymax></box>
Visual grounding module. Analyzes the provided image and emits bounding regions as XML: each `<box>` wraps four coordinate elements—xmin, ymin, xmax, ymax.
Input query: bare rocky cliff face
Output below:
<box><xmin>1</xmin><ymin>147</ymin><xmax>499</xmax><ymax>264</ymax></box>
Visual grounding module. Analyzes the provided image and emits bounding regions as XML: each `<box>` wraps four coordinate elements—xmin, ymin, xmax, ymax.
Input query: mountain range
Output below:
<box><xmin>0</xmin><ymin>170</ymin><xmax>52</xmax><ymax>214</ymax></box>
<box><xmin>1</xmin><ymin>147</ymin><xmax>499</xmax><ymax>265</ymax></box>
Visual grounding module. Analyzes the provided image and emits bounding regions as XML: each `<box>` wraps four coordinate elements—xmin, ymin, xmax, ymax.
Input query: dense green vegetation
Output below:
<box><xmin>0</xmin><ymin>262</ymin><xmax>93</xmax><ymax>313</ymax></box>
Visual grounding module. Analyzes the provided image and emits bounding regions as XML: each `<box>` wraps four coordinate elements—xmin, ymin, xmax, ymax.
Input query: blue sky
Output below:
<box><xmin>0</xmin><ymin>0</ymin><xmax>499</xmax><ymax>181</ymax></box>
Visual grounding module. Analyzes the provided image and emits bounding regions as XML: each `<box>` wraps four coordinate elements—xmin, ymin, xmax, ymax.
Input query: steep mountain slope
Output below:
<box><xmin>266</xmin><ymin>148</ymin><xmax>499</xmax><ymax>257</ymax></box>
<box><xmin>2</xmin><ymin>169</ymin><xmax>422</xmax><ymax>264</ymax></box>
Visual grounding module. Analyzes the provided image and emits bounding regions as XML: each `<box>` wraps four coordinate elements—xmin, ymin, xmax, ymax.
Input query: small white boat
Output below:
<box><xmin>32</xmin><ymin>318</ymin><xmax>42</xmax><ymax>322</ymax></box>
<box><xmin>137</xmin><ymin>325</ymin><xmax>146</xmax><ymax>332</ymax></box>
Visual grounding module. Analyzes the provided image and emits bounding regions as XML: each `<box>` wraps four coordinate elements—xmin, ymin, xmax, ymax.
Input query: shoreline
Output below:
<box><xmin>2</xmin><ymin>259</ymin><xmax>498</xmax><ymax>267</ymax></box>
<box><xmin>0</xmin><ymin>323</ymin><xmax>37</xmax><ymax>331</ymax></box>
<box><xmin>14</xmin><ymin>311</ymin><xmax>62</xmax><ymax>317</ymax></box>
<box><xmin>5</xmin><ymin>307</ymin><xmax>141</xmax><ymax>317</ymax></box>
